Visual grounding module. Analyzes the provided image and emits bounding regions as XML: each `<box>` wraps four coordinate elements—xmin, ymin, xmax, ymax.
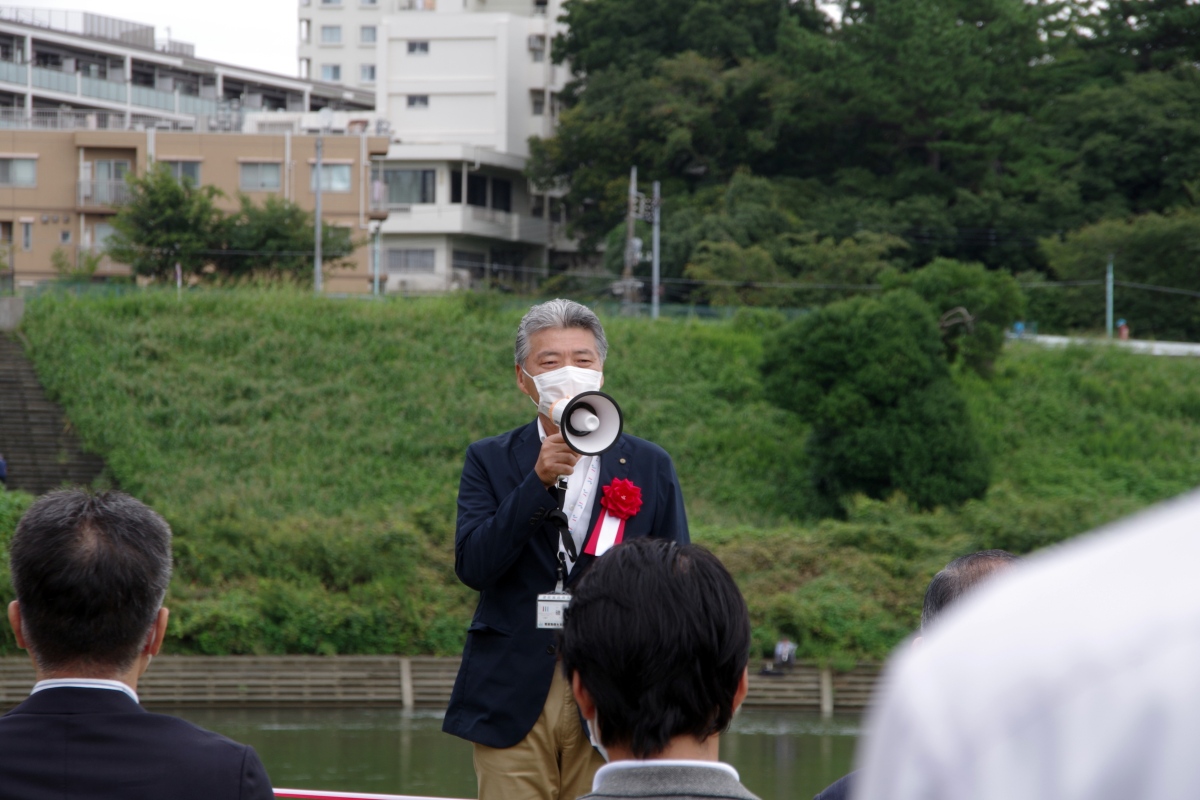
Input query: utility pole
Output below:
<box><xmin>313</xmin><ymin>108</ymin><xmax>332</xmax><ymax>295</ymax></box>
<box><xmin>1106</xmin><ymin>254</ymin><xmax>1114</xmax><ymax>339</ymax></box>
<box><xmin>651</xmin><ymin>180</ymin><xmax>661</xmax><ymax>320</ymax></box>
<box><xmin>373</xmin><ymin>223</ymin><xmax>382</xmax><ymax>296</ymax></box>
<box><xmin>622</xmin><ymin>166</ymin><xmax>638</xmax><ymax>309</ymax></box>
<box><xmin>313</xmin><ymin>134</ymin><xmax>324</xmax><ymax>294</ymax></box>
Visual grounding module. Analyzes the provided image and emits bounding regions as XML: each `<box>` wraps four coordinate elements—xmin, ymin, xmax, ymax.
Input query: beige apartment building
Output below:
<box><xmin>0</xmin><ymin>127</ymin><xmax>389</xmax><ymax>293</ymax></box>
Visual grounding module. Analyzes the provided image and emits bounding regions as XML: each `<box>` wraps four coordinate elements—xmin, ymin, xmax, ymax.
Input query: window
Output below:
<box><xmin>407</xmin><ymin>41</ymin><xmax>429</xmax><ymax>54</ymax></box>
<box><xmin>20</xmin><ymin>222</ymin><xmax>31</xmax><ymax>251</ymax></box>
<box><xmin>90</xmin><ymin>159</ymin><xmax>128</xmax><ymax>203</ymax></box>
<box><xmin>162</xmin><ymin>160</ymin><xmax>201</xmax><ymax>184</ymax></box>
<box><xmin>311</xmin><ymin>164</ymin><xmax>352</xmax><ymax>192</ymax></box>
<box><xmin>528</xmin><ymin>35</ymin><xmax>546</xmax><ymax>62</ymax></box>
<box><xmin>240</xmin><ymin>162</ymin><xmax>282</xmax><ymax>191</ymax></box>
<box><xmin>360</xmin><ymin>25</ymin><xmax>376</xmax><ymax>44</ymax></box>
<box><xmin>319</xmin><ymin>0</ymin><xmax>341</xmax><ymax>5</ymax></box>
<box><xmin>384</xmin><ymin>169</ymin><xmax>435</xmax><ymax>205</ymax></box>
<box><xmin>299</xmin><ymin>58</ymin><xmax>311</xmax><ymax>79</ymax></box>
<box><xmin>387</xmin><ymin>248</ymin><xmax>435</xmax><ymax>274</ymax></box>
<box><xmin>60</xmin><ymin>230</ymin><xmax>71</xmax><ymax>244</ymax></box>
<box><xmin>531</xmin><ymin>91</ymin><xmax>545</xmax><ymax>116</ymax></box>
<box><xmin>360</xmin><ymin>0</ymin><xmax>378</xmax><ymax>5</ymax></box>
<box><xmin>531</xmin><ymin>194</ymin><xmax>545</xmax><ymax>218</ymax></box>
<box><xmin>299</xmin><ymin>19</ymin><xmax>311</xmax><ymax>43</ymax></box>
<box><xmin>407</xmin><ymin>95</ymin><xmax>429</xmax><ymax>108</ymax></box>
<box><xmin>491</xmin><ymin>178</ymin><xmax>512</xmax><ymax>212</ymax></box>
<box><xmin>93</xmin><ymin>222</ymin><xmax>114</xmax><ymax>248</ymax></box>
<box><xmin>450</xmin><ymin>171</ymin><xmax>489</xmax><ymax>207</ymax></box>
<box><xmin>320</xmin><ymin>25</ymin><xmax>342</xmax><ymax>44</ymax></box>
<box><xmin>360</xmin><ymin>64</ymin><xmax>376</xmax><ymax>83</ymax></box>
<box><xmin>453</xmin><ymin>250</ymin><xmax>486</xmax><ymax>271</ymax></box>
<box><xmin>0</xmin><ymin>158</ymin><xmax>36</xmax><ymax>187</ymax></box>
<box><xmin>321</xmin><ymin>64</ymin><xmax>341</xmax><ymax>81</ymax></box>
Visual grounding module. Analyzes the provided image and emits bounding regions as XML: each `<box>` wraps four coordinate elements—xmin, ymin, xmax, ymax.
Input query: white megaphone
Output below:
<box><xmin>549</xmin><ymin>390</ymin><xmax>623</xmax><ymax>456</ymax></box>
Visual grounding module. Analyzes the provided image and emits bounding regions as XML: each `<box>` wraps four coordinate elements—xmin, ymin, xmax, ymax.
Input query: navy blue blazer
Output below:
<box><xmin>813</xmin><ymin>771</ymin><xmax>855</xmax><ymax>800</ymax></box>
<box><xmin>0</xmin><ymin>686</ymin><xmax>273</xmax><ymax>800</ymax></box>
<box><xmin>443</xmin><ymin>421</ymin><xmax>689</xmax><ymax>748</ymax></box>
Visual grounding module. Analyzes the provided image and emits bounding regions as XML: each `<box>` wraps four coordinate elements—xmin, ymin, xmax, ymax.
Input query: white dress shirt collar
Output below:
<box><xmin>593</xmin><ymin>759</ymin><xmax>740</xmax><ymax>791</ymax></box>
<box><xmin>31</xmin><ymin>678</ymin><xmax>139</xmax><ymax>704</ymax></box>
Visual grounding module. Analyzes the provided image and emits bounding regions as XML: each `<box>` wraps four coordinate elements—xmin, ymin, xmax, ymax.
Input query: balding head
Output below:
<box><xmin>9</xmin><ymin>490</ymin><xmax>172</xmax><ymax>674</ymax></box>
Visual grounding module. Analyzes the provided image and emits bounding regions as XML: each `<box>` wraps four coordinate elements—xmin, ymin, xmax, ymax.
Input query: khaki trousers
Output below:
<box><xmin>473</xmin><ymin>666</ymin><xmax>605</xmax><ymax>800</ymax></box>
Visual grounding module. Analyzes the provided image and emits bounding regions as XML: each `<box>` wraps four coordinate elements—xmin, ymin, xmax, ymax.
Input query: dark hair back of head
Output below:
<box><xmin>559</xmin><ymin>538</ymin><xmax>750</xmax><ymax>758</ymax></box>
<box><xmin>10</xmin><ymin>490</ymin><xmax>173</xmax><ymax>672</ymax></box>
<box><xmin>922</xmin><ymin>549</ymin><xmax>1019</xmax><ymax>629</ymax></box>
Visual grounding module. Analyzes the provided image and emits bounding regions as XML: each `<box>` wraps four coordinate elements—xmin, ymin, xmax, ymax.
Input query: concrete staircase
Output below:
<box><xmin>0</xmin><ymin>334</ymin><xmax>106</xmax><ymax>495</ymax></box>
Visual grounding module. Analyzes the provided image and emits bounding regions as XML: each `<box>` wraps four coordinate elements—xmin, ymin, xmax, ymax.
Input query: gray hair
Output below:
<box><xmin>921</xmin><ymin>549</ymin><xmax>1019</xmax><ymax>629</ymax></box>
<box><xmin>514</xmin><ymin>299</ymin><xmax>609</xmax><ymax>366</ymax></box>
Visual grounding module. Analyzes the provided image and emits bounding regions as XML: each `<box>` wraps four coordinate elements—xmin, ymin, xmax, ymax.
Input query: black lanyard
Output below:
<box><xmin>547</xmin><ymin>477</ymin><xmax>577</xmax><ymax>584</ymax></box>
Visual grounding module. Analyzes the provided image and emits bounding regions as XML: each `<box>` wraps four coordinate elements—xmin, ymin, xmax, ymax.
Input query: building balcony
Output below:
<box><xmin>77</xmin><ymin>180</ymin><xmax>132</xmax><ymax>211</ymax></box>
<box><xmin>380</xmin><ymin>203</ymin><xmax>549</xmax><ymax>245</ymax></box>
<box><xmin>0</xmin><ymin>60</ymin><xmax>221</xmax><ymax>120</ymax></box>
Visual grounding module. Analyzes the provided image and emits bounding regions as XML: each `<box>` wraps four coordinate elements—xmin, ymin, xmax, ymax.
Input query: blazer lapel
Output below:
<box><xmin>510</xmin><ymin>420</ymin><xmax>542</xmax><ymax>479</ymax></box>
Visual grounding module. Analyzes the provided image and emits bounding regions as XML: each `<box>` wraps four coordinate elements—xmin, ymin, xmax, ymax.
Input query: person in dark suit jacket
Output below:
<box><xmin>561</xmin><ymin>538</ymin><xmax>759</xmax><ymax>800</ymax></box>
<box><xmin>443</xmin><ymin>299</ymin><xmax>689</xmax><ymax>800</ymax></box>
<box><xmin>1</xmin><ymin>489</ymin><xmax>273</xmax><ymax>800</ymax></box>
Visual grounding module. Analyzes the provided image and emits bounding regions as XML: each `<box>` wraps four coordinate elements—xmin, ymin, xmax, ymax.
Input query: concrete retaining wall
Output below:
<box><xmin>0</xmin><ymin>656</ymin><xmax>879</xmax><ymax>714</ymax></box>
<box><xmin>0</xmin><ymin>297</ymin><xmax>23</xmax><ymax>331</ymax></box>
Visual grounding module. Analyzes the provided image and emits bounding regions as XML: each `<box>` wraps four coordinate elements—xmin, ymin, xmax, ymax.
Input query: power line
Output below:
<box><xmin>1115</xmin><ymin>280</ymin><xmax>1200</xmax><ymax>300</ymax></box>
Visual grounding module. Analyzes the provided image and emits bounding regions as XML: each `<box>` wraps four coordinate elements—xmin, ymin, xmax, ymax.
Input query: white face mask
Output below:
<box><xmin>523</xmin><ymin>365</ymin><xmax>603</xmax><ymax>419</ymax></box>
<box><xmin>585</xmin><ymin>713</ymin><xmax>610</xmax><ymax>763</ymax></box>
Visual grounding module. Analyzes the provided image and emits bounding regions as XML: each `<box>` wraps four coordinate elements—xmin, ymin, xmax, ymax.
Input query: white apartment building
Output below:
<box><xmin>306</xmin><ymin>0</ymin><xmax>574</xmax><ymax>293</ymax></box>
<box><xmin>298</xmin><ymin>0</ymin><xmax>383</xmax><ymax>90</ymax></box>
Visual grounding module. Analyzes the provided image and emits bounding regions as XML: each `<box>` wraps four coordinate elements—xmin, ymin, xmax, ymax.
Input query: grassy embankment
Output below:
<box><xmin>3</xmin><ymin>290</ymin><xmax>1199</xmax><ymax>666</ymax></box>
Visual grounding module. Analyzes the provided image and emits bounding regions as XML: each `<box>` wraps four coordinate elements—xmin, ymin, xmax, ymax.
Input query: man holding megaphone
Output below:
<box><xmin>443</xmin><ymin>299</ymin><xmax>690</xmax><ymax>800</ymax></box>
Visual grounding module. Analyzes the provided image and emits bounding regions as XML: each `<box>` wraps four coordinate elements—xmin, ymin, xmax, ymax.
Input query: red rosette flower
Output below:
<box><xmin>600</xmin><ymin>477</ymin><xmax>643</xmax><ymax>520</ymax></box>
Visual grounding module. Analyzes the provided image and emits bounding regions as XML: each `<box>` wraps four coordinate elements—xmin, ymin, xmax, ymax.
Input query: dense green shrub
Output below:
<box><xmin>761</xmin><ymin>291</ymin><xmax>990</xmax><ymax>513</ymax></box>
<box><xmin>883</xmin><ymin>258</ymin><xmax>1026</xmax><ymax>376</ymax></box>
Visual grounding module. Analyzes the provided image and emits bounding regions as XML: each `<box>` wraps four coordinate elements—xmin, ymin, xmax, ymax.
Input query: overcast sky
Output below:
<box><xmin>27</xmin><ymin>0</ymin><xmax>299</xmax><ymax>76</ymax></box>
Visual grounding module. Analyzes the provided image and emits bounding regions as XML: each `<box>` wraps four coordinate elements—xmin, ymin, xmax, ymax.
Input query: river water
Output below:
<box><xmin>175</xmin><ymin>707</ymin><xmax>860</xmax><ymax>800</ymax></box>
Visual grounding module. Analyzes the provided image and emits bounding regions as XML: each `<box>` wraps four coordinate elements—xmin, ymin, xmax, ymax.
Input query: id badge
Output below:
<box><xmin>536</xmin><ymin>591</ymin><xmax>571</xmax><ymax>629</ymax></box>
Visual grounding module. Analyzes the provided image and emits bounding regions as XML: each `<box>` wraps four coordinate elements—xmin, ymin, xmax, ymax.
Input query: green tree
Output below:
<box><xmin>1043</xmin><ymin>68</ymin><xmax>1200</xmax><ymax>218</ymax></box>
<box><xmin>883</xmin><ymin>258</ymin><xmax>1026</xmax><ymax>376</ymax></box>
<box><xmin>1077</xmin><ymin>0</ymin><xmax>1200</xmax><ymax>77</ymax></box>
<box><xmin>761</xmin><ymin>290</ymin><xmax>990</xmax><ymax>513</ymax></box>
<box><xmin>217</xmin><ymin>195</ymin><xmax>356</xmax><ymax>281</ymax></box>
<box><xmin>105</xmin><ymin>163</ymin><xmax>226</xmax><ymax>280</ymax></box>
<box><xmin>555</xmin><ymin>0</ymin><xmax>826</xmax><ymax>77</ymax></box>
<box><xmin>1041</xmin><ymin>210</ymin><xmax>1200</xmax><ymax>341</ymax></box>
<box><xmin>51</xmin><ymin>247</ymin><xmax>103</xmax><ymax>283</ymax></box>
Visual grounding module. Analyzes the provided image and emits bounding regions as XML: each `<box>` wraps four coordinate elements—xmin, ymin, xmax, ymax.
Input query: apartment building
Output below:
<box><xmin>319</xmin><ymin>0</ymin><xmax>576</xmax><ymax>293</ymax></box>
<box><xmin>0</xmin><ymin>7</ymin><xmax>393</xmax><ymax>292</ymax></box>
<box><xmin>0</xmin><ymin>125</ymin><xmax>389</xmax><ymax>292</ymax></box>
<box><xmin>0</xmin><ymin>7</ymin><xmax>374</xmax><ymax>130</ymax></box>
<box><xmin>298</xmin><ymin>0</ymin><xmax>383</xmax><ymax>90</ymax></box>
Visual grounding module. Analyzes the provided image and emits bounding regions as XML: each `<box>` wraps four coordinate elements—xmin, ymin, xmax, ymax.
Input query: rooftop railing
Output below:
<box><xmin>0</xmin><ymin>7</ymin><xmax>153</xmax><ymax>48</ymax></box>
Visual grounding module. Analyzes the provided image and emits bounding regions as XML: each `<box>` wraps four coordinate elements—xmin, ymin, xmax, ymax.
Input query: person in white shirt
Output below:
<box><xmin>853</xmin><ymin>489</ymin><xmax>1200</xmax><ymax>800</ymax></box>
<box><xmin>560</xmin><ymin>537</ymin><xmax>759</xmax><ymax>800</ymax></box>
